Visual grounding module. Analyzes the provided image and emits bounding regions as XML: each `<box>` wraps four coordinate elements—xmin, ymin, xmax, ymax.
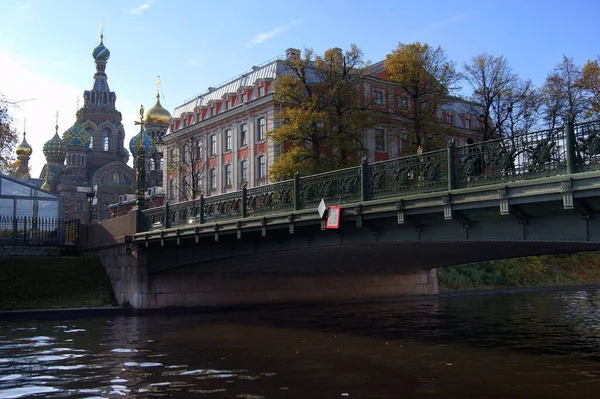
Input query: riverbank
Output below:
<box><xmin>0</xmin><ymin>256</ymin><xmax>114</xmax><ymax>310</ymax></box>
<box><xmin>438</xmin><ymin>251</ymin><xmax>600</xmax><ymax>291</ymax></box>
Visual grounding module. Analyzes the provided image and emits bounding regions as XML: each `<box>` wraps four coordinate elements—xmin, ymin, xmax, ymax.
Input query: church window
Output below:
<box><xmin>103</xmin><ymin>129</ymin><xmax>110</xmax><ymax>152</ymax></box>
<box><xmin>103</xmin><ymin>92</ymin><xmax>107</xmax><ymax>104</ymax></box>
<box><xmin>113</xmin><ymin>173</ymin><xmax>119</xmax><ymax>183</ymax></box>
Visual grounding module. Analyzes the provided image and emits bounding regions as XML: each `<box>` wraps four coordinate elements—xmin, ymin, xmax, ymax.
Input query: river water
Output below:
<box><xmin>1</xmin><ymin>288</ymin><xmax>600</xmax><ymax>398</ymax></box>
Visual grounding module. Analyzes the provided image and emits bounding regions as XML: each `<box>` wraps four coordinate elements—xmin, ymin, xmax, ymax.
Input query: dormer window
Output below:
<box><xmin>225</xmin><ymin>100</ymin><xmax>230</xmax><ymax>110</ymax></box>
<box><xmin>465</xmin><ymin>118</ymin><xmax>472</xmax><ymax>129</ymax></box>
<box><xmin>258</xmin><ymin>86</ymin><xmax>264</xmax><ymax>97</ymax></box>
<box><xmin>240</xmin><ymin>93</ymin><xmax>246</xmax><ymax>103</ymax></box>
<box><xmin>210</xmin><ymin>106</ymin><xmax>214</xmax><ymax>117</ymax></box>
<box><xmin>446</xmin><ymin>113</ymin><xmax>454</xmax><ymax>125</ymax></box>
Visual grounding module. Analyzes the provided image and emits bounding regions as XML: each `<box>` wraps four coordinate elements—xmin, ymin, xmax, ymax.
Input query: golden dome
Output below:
<box><xmin>16</xmin><ymin>132</ymin><xmax>33</xmax><ymax>157</ymax></box>
<box><xmin>144</xmin><ymin>94</ymin><xmax>172</xmax><ymax>126</ymax></box>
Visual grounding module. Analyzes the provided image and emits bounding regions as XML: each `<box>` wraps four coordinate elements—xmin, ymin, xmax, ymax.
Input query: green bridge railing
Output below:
<box><xmin>141</xmin><ymin>120</ymin><xmax>600</xmax><ymax>231</ymax></box>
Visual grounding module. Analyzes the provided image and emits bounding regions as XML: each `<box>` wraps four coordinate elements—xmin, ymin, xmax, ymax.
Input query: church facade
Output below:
<box><xmin>38</xmin><ymin>33</ymin><xmax>169</xmax><ymax>221</ymax></box>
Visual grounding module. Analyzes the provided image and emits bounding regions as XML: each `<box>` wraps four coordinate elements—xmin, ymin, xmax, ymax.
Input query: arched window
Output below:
<box><xmin>102</xmin><ymin>128</ymin><xmax>110</xmax><ymax>152</ymax></box>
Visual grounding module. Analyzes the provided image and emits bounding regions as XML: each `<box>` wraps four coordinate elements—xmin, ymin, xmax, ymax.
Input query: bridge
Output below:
<box><xmin>83</xmin><ymin>120</ymin><xmax>600</xmax><ymax>308</ymax></box>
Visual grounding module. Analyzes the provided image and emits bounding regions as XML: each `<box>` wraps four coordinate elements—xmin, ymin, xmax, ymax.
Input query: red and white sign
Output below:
<box><xmin>325</xmin><ymin>206</ymin><xmax>341</xmax><ymax>229</ymax></box>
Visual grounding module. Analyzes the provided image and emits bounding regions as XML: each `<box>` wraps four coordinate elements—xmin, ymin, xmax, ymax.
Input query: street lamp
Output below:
<box><xmin>130</xmin><ymin>105</ymin><xmax>156</xmax><ymax>232</ymax></box>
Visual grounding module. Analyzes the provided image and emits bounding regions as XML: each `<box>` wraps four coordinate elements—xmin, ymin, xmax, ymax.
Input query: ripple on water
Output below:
<box><xmin>0</xmin><ymin>385</ymin><xmax>60</xmax><ymax>398</ymax></box>
<box><xmin>111</xmin><ymin>348</ymin><xmax>138</xmax><ymax>353</ymax></box>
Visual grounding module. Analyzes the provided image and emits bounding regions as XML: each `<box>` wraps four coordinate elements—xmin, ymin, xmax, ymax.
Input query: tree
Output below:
<box><xmin>385</xmin><ymin>42</ymin><xmax>460</xmax><ymax>152</ymax></box>
<box><xmin>463</xmin><ymin>53</ymin><xmax>522</xmax><ymax>140</ymax></box>
<box><xmin>167</xmin><ymin>135</ymin><xmax>208</xmax><ymax>201</ymax></box>
<box><xmin>580</xmin><ymin>56</ymin><xmax>600</xmax><ymax>119</ymax></box>
<box><xmin>269</xmin><ymin>45</ymin><xmax>377</xmax><ymax>181</ymax></box>
<box><xmin>540</xmin><ymin>56</ymin><xmax>587</xmax><ymax>128</ymax></box>
<box><xmin>0</xmin><ymin>95</ymin><xmax>18</xmax><ymax>174</ymax></box>
<box><xmin>499</xmin><ymin>79</ymin><xmax>542</xmax><ymax>135</ymax></box>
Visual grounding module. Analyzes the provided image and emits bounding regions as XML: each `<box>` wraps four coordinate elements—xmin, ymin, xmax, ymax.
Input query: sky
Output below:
<box><xmin>0</xmin><ymin>0</ymin><xmax>598</xmax><ymax>177</ymax></box>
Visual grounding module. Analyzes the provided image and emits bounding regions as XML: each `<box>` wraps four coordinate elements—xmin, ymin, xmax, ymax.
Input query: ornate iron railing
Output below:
<box><xmin>0</xmin><ymin>217</ymin><xmax>80</xmax><ymax>246</ymax></box>
<box><xmin>455</xmin><ymin>126</ymin><xmax>567</xmax><ymax>187</ymax></box>
<box><xmin>141</xmin><ymin>121</ymin><xmax>600</xmax><ymax>231</ymax></box>
<box><xmin>299</xmin><ymin>166</ymin><xmax>362</xmax><ymax>209</ymax></box>
<box><xmin>369</xmin><ymin>149</ymin><xmax>448</xmax><ymax>199</ymax></box>
<box><xmin>574</xmin><ymin>120</ymin><xmax>600</xmax><ymax>172</ymax></box>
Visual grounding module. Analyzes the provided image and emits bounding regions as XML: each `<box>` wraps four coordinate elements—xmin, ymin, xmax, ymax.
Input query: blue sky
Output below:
<box><xmin>0</xmin><ymin>0</ymin><xmax>598</xmax><ymax>177</ymax></box>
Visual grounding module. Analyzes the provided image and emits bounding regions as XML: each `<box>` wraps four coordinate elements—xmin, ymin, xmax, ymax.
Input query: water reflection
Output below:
<box><xmin>0</xmin><ymin>289</ymin><xmax>599</xmax><ymax>398</ymax></box>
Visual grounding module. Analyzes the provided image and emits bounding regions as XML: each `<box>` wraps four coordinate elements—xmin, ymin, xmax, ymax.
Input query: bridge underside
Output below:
<box><xmin>145</xmin><ymin>198</ymin><xmax>600</xmax><ymax>275</ymax></box>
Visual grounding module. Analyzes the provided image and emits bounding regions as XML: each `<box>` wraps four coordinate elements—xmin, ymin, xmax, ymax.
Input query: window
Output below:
<box><xmin>210</xmin><ymin>106</ymin><xmax>214</xmax><ymax>117</ymax></box>
<box><xmin>240</xmin><ymin>123</ymin><xmax>248</xmax><ymax>146</ymax></box>
<box><xmin>399</xmin><ymin>97</ymin><xmax>409</xmax><ymax>110</ymax></box>
<box><xmin>240</xmin><ymin>160</ymin><xmax>248</xmax><ymax>183</ymax></box>
<box><xmin>224</xmin><ymin>164</ymin><xmax>232</xmax><ymax>187</ymax></box>
<box><xmin>76</xmin><ymin>201</ymin><xmax>83</xmax><ymax>211</ymax></box>
<box><xmin>374</xmin><ymin>90</ymin><xmax>384</xmax><ymax>106</ymax></box>
<box><xmin>258</xmin><ymin>86</ymin><xmax>264</xmax><ymax>97</ymax></box>
<box><xmin>257</xmin><ymin>155</ymin><xmax>266</xmax><ymax>179</ymax></box>
<box><xmin>210</xmin><ymin>134</ymin><xmax>217</xmax><ymax>156</ymax></box>
<box><xmin>169</xmin><ymin>179</ymin><xmax>175</xmax><ymax>199</ymax></box>
<box><xmin>257</xmin><ymin>117</ymin><xmax>265</xmax><ymax>141</ymax></box>
<box><xmin>446</xmin><ymin>113</ymin><xmax>454</xmax><ymax>125</ymax></box>
<box><xmin>465</xmin><ymin>118</ymin><xmax>472</xmax><ymax>129</ymax></box>
<box><xmin>375</xmin><ymin>129</ymin><xmax>385</xmax><ymax>151</ymax></box>
<box><xmin>182</xmin><ymin>144</ymin><xmax>189</xmax><ymax>163</ymax></box>
<box><xmin>196</xmin><ymin>139</ymin><xmax>203</xmax><ymax>159</ymax></box>
<box><xmin>102</xmin><ymin>128</ymin><xmax>110</xmax><ymax>152</ymax></box>
<box><xmin>224</xmin><ymin>129</ymin><xmax>232</xmax><ymax>151</ymax></box>
<box><xmin>240</xmin><ymin>93</ymin><xmax>246</xmax><ymax>103</ymax></box>
<box><xmin>225</xmin><ymin>100</ymin><xmax>230</xmax><ymax>110</ymax></box>
<box><xmin>209</xmin><ymin>168</ymin><xmax>217</xmax><ymax>190</ymax></box>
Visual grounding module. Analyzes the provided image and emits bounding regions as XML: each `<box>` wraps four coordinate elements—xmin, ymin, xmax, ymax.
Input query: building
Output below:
<box><xmin>37</xmin><ymin>33</ymin><xmax>165</xmax><ymax>222</ymax></box>
<box><xmin>162</xmin><ymin>48</ymin><xmax>484</xmax><ymax>203</ymax></box>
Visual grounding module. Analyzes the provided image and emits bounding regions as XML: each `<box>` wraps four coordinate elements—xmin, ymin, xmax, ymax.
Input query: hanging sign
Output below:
<box><xmin>325</xmin><ymin>206</ymin><xmax>341</xmax><ymax>229</ymax></box>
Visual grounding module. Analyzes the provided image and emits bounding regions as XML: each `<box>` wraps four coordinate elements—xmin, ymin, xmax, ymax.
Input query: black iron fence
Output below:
<box><xmin>142</xmin><ymin>120</ymin><xmax>600</xmax><ymax>231</ymax></box>
<box><xmin>0</xmin><ymin>217</ymin><xmax>80</xmax><ymax>246</ymax></box>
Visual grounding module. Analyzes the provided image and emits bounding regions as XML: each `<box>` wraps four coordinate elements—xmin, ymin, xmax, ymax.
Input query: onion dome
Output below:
<box><xmin>43</xmin><ymin>129</ymin><xmax>66</xmax><ymax>160</ymax></box>
<box><xmin>144</xmin><ymin>94</ymin><xmax>172</xmax><ymax>126</ymax></box>
<box><xmin>16</xmin><ymin>132</ymin><xmax>33</xmax><ymax>157</ymax></box>
<box><xmin>92</xmin><ymin>35</ymin><xmax>110</xmax><ymax>61</ymax></box>
<box><xmin>62</xmin><ymin>121</ymin><xmax>91</xmax><ymax>148</ymax></box>
<box><xmin>129</xmin><ymin>128</ymin><xmax>155</xmax><ymax>157</ymax></box>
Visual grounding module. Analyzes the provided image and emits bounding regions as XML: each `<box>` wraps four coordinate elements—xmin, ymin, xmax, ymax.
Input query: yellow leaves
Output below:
<box><xmin>269</xmin><ymin>145</ymin><xmax>318</xmax><ymax>181</ymax></box>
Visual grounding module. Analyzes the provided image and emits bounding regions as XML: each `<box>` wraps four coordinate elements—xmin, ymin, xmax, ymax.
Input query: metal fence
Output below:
<box><xmin>0</xmin><ymin>217</ymin><xmax>80</xmax><ymax>246</ymax></box>
<box><xmin>142</xmin><ymin>120</ymin><xmax>600</xmax><ymax>231</ymax></box>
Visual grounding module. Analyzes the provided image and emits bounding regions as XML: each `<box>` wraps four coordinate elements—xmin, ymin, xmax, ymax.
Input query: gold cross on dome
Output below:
<box><xmin>100</xmin><ymin>21</ymin><xmax>104</xmax><ymax>40</ymax></box>
<box><xmin>55</xmin><ymin>111</ymin><xmax>59</xmax><ymax>133</ymax></box>
<box><xmin>155</xmin><ymin>75</ymin><xmax>162</xmax><ymax>95</ymax></box>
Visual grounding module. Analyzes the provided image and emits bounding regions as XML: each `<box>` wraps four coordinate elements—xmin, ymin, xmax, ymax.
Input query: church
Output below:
<box><xmin>28</xmin><ymin>32</ymin><xmax>170</xmax><ymax>221</ymax></box>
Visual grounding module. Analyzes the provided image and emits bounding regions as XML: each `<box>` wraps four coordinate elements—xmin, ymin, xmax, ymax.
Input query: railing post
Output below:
<box><xmin>447</xmin><ymin>140</ymin><xmax>457</xmax><ymax>190</ymax></box>
<box><xmin>242</xmin><ymin>184</ymin><xmax>248</xmax><ymax>218</ymax></box>
<box><xmin>199</xmin><ymin>196</ymin><xmax>205</xmax><ymax>224</ymax></box>
<box><xmin>294</xmin><ymin>172</ymin><xmax>301</xmax><ymax>210</ymax></box>
<box><xmin>565</xmin><ymin>121</ymin><xmax>577</xmax><ymax>174</ymax></box>
<box><xmin>360</xmin><ymin>157</ymin><xmax>369</xmax><ymax>202</ymax></box>
<box><xmin>164</xmin><ymin>201</ymin><xmax>171</xmax><ymax>228</ymax></box>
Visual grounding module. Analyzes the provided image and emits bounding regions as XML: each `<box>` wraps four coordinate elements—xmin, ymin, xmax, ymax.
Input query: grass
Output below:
<box><xmin>0</xmin><ymin>256</ymin><xmax>115</xmax><ymax>310</ymax></box>
<box><xmin>438</xmin><ymin>252</ymin><xmax>600</xmax><ymax>291</ymax></box>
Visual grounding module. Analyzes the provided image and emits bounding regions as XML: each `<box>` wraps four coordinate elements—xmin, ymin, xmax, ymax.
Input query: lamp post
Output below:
<box><xmin>132</xmin><ymin>105</ymin><xmax>149</xmax><ymax>232</ymax></box>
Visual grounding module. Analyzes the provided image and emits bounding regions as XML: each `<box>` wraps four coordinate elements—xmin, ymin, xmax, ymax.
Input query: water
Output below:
<box><xmin>1</xmin><ymin>289</ymin><xmax>600</xmax><ymax>398</ymax></box>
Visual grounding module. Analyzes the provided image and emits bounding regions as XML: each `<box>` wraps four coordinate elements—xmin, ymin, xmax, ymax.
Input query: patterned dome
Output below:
<box><xmin>129</xmin><ymin>128</ymin><xmax>155</xmax><ymax>156</ymax></box>
<box><xmin>92</xmin><ymin>36</ymin><xmax>110</xmax><ymax>61</ymax></box>
<box><xmin>62</xmin><ymin>121</ymin><xmax>91</xmax><ymax>148</ymax></box>
<box><xmin>43</xmin><ymin>131</ymin><xmax>66</xmax><ymax>160</ymax></box>
<box><xmin>16</xmin><ymin>133</ymin><xmax>33</xmax><ymax>157</ymax></box>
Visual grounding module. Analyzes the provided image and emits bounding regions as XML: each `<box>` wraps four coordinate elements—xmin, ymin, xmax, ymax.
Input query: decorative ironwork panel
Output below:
<box><xmin>246</xmin><ymin>179</ymin><xmax>295</xmax><ymax>216</ymax></box>
<box><xmin>299</xmin><ymin>166</ymin><xmax>361</xmax><ymax>209</ymax></box>
<box><xmin>142</xmin><ymin>207</ymin><xmax>165</xmax><ymax>229</ymax></box>
<box><xmin>369</xmin><ymin>149</ymin><xmax>448</xmax><ymax>199</ymax></box>
<box><xmin>168</xmin><ymin>198</ymin><xmax>201</xmax><ymax>227</ymax></box>
<box><xmin>455</xmin><ymin>126</ymin><xmax>566</xmax><ymax>188</ymax></box>
<box><xmin>202</xmin><ymin>191</ymin><xmax>244</xmax><ymax>223</ymax></box>
<box><xmin>575</xmin><ymin>120</ymin><xmax>600</xmax><ymax>172</ymax></box>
